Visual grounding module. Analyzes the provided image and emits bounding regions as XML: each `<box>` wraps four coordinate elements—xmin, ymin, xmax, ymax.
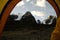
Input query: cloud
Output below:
<box><xmin>26</xmin><ymin>0</ymin><xmax>30</xmax><ymax>2</ymax></box>
<box><xmin>31</xmin><ymin>11</ymin><xmax>45</xmax><ymax>17</ymax></box>
<box><xmin>15</xmin><ymin>0</ymin><xmax>30</xmax><ymax>7</ymax></box>
<box><xmin>16</xmin><ymin>0</ymin><xmax>46</xmax><ymax>7</ymax></box>
<box><xmin>16</xmin><ymin>1</ymin><xmax>24</xmax><ymax>7</ymax></box>
<box><xmin>35</xmin><ymin>0</ymin><xmax>46</xmax><ymax>7</ymax></box>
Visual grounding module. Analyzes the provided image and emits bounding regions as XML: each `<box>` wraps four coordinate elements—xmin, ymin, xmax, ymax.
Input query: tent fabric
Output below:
<box><xmin>55</xmin><ymin>0</ymin><xmax>60</xmax><ymax>9</ymax></box>
<box><xmin>0</xmin><ymin>0</ymin><xmax>8</xmax><ymax>13</ymax></box>
<box><xmin>51</xmin><ymin>16</ymin><xmax>60</xmax><ymax>40</ymax></box>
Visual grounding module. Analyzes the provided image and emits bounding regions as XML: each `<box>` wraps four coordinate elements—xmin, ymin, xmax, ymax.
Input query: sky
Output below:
<box><xmin>10</xmin><ymin>0</ymin><xmax>57</xmax><ymax>23</ymax></box>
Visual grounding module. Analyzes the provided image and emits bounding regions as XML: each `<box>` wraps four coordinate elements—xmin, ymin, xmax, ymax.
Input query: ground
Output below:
<box><xmin>1</xmin><ymin>26</ymin><xmax>54</xmax><ymax>40</ymax></box>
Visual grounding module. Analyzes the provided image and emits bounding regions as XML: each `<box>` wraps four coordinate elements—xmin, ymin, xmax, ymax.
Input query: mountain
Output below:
<box><xmin>4</xmin><ymin>15</ymin><xmax>18</xmax><ymax>31</ymax></box>
<box><xmin>7</xmin><ymin>15</ymin><xmax>18</xmax><ymax>21</ymax></box>
<box><xmin>20</xmin><ymin>11</ymin><xmax>37</xmax><ymax>27</ymax></box>
<box><xmin>4</xmin><ymin>11</ymin><xmax>38</xmax><ymax>31</ymax></box>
